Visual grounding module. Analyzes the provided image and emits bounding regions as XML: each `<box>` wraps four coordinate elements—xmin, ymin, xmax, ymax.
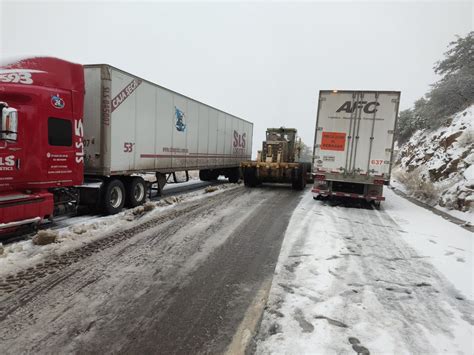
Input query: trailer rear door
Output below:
<box><xmin>313</xmin><ymin>90</ymin><xmax>400</xmax><ymax>179</ymax></box>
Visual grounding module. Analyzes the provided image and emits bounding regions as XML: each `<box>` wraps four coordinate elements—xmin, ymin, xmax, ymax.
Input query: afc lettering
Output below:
<box><xmin>336</xmin><ymin>101</ymin><xmax>380</xmax><ymax>114</ymax></box>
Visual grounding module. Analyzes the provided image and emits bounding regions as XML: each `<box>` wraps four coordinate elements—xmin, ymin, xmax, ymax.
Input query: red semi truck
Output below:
<box><xmin>0</xmin><ymin>57</ymin><xmax>253</xmax><ymax>234</ymax></box>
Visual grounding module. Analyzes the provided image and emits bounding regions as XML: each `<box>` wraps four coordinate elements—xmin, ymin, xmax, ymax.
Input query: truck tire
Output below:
<box><xmin>200</xmin><ymin>169</ymin><xmax>219</xmax><ymax>181</ymax></box>
<box><xmin>102</xmin><ymin>179</ymin><xmax>125</xmax><ymax>215</ymax></box>
<box><xmin>199</xmin><ymin>170</ymin><xmax>209</xmax><ymax>181</ymax></box>
<box><xmin>243</xmin><ymin>167</ymin><xmax>258</xmax><ymax>187</ymax></box>
<box><xmin>125</xmin><ymin>177</ymin><xmax>147</xmax><ymax>207</ymax></box>
<box><xmin>199</xmin><ymin>170</ymin><xmax>213</xmax><ymax>181</ymax></box>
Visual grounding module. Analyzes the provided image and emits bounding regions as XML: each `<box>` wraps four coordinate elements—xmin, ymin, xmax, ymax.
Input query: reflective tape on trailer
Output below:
<box><xmin>311</xmin><ymin>188</ymin><xmax>385</xmax><ymax>201</ymax></box>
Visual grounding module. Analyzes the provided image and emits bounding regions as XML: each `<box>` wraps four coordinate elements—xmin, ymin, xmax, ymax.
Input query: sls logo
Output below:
<box><xmin>233</xmin><ymin>130</ymin><xmax>246</xmax><ymax>155</ymax></box>
<box><xmin>0</xmin><ymin>155</ymin><xmax>15</xmax><ymax>171</ymax></box>
<box><xmin>336</xmin><ymin>101</ymin><xmax>380</xmax><ymax>114</ymax></box>
<box><xmin>51</xmin><ymin>94</ymin><xmax>65</xmax><ymax>109</ymax></box>
<box><xmin>74</xmin><ymin>120</ymin><xmax>84</xmax><ymax>164</ymax></box>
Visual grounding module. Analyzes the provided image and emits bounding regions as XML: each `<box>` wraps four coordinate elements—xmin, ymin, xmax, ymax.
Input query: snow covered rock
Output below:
<box><xmin>205</xmin><ymin>186</ymin><xmax>218</xmax><ymax>193</ymax></box>
<box><xmin>395</xmin><ymin>105</ymin><xmax>473</xmax><ymax>213</ymax></box>
<box><xmin>32</xmin><ymin>230</ymin><xmax>58</xmax><ymax>245</ymax></box>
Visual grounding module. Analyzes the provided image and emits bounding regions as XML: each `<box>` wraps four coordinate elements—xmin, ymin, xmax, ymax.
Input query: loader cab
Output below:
<box><xmin>263</xmin><ymin>128</ymin><xmax>298</xmax><ymax>163</ymax></box>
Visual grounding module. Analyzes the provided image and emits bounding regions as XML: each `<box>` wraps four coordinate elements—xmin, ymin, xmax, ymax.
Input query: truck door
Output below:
<box><xmin>43</xmin><ymin>89</ymin><xmax>79</xmax><ymax>185</ymax></box>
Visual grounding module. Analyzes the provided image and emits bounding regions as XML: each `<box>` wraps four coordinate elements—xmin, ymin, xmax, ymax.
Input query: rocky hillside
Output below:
<box><xmin>394</xmin><ymin>105</ymin><xmax>473</xmax><ymax>216</ymax></box>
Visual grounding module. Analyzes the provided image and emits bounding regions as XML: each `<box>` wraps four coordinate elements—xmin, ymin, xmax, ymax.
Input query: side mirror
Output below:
<box><xmin>1</xmin><ymin>107</ymin><xmax>18</xmax><ymax>141</ymax></box>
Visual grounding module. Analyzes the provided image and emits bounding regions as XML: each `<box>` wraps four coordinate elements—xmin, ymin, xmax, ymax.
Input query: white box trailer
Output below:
<box><xmin>81</xmin><ymin>64</ymin><xmax>253</xmax><ymax>213</ymax></box>
<box><xmin>312</xmin><ymin>90</ymin><xmax>400</xmax><ymax>205</ymax></box>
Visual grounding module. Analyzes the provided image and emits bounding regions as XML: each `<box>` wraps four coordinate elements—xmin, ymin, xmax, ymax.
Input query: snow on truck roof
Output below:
<box><xmin>0</xmin><ymin>56</ymin><xmax>85</xmax><ymax>92</ymax></box>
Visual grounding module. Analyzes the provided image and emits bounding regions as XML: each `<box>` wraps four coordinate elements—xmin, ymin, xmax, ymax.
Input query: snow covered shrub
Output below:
<box><xmin>395</xmin><ymin>168</ymin><xmax>439</xmax><ymax>204</ymax></box>
<box><xmin>396</xmin><ymin>32</ymin><xmax>474</xmax><ymax>143</ymax></box>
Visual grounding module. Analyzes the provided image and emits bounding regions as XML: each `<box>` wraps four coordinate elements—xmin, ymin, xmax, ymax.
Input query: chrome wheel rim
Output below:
<box><xmin>110</xmin><ymin>186</ymin><xmax>123</xmax><ymax>208</ymax></box>
<box><xmin>133</xmin><ymin>182</ymin><xmax>145</xmax><ymax>202</ymax></box>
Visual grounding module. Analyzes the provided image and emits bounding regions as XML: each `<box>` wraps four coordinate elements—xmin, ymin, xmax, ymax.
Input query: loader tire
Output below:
<box><xmin>243</xmin><ymin>168</ymin><xmax>258</xmax><ymax>187</ymax></box>
<box><xmin>292</xmin><ymin>168</ymin><xmax>306</xmax><ymax>191</ymax></box>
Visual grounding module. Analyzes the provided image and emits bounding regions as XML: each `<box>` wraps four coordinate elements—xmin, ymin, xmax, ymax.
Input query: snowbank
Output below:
<box><xmin>0</xmin><ymin>183</ymin><xmax>238</xmax><ymax>277</ymax></box>
<box><xmin>394</xmin><ymin>105</ymin><xmax>473</xmax><ymax>220</ymax></box>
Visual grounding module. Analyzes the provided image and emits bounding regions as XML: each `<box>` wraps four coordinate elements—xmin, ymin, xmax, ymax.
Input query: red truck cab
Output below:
<box><xmin>0</xmin><ymin>57</ymin><xmax>85</xmax><ymax>233</ymax></box>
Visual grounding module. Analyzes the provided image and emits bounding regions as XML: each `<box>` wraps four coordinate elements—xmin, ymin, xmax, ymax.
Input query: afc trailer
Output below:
<box><xmin>312</xmin><ymin>90</ymin><xmax>400</xmax><ymax>206</ymax></box>
<box><xmin>0</xmin><ymin>57</ymin><xmax>253</xmax><ymax>234</ymax></box>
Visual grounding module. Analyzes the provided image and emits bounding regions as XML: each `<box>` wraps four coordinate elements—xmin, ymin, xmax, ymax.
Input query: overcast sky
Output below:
<box><xmin>1</xmin><ymin>0</ymin><xmax>472</xmax><ymax>152</ymax></box>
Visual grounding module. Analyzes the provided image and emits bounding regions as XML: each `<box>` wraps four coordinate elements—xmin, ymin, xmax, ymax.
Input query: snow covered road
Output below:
<box><xmin>0</xmin><ymin>185</ymin><xmax>304</xmax><ymax>354</ymax></box>
<box><xmin>256</xmin><ymin>189</ymin><xmax>473</xmax><ymax>354</ymax></box>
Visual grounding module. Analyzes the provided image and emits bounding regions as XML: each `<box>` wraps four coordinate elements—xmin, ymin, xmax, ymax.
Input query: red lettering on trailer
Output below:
<box><xmin>123</xmin><ymin>142</ymin><xmax>134</xmax><ymax>152</ymax></box>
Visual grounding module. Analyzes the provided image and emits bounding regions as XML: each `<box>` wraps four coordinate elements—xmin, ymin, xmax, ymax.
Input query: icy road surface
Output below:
<box><xmin>0</xmin><ymin>185</ymin><xmax>303</xmax><ymax>354</ymax></box>
<box><xmin>256</xmin><ymin>189</ymin><xmax>473</xmax><ymax>354</ymax></box>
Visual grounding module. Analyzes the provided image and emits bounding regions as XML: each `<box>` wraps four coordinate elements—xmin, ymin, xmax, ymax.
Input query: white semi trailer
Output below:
<box><xmin>81</xmin><ymin>64</ymin><xmax>253</xmax><ymax>213</ymax></box>
<box><xmin>312</xmin><ymin>90</ymin><xmax>400</xmax><ymax>206</ymax></box>
<box><xmin>0</xmin><ymin>57</ymin><xmax>253</xmax><ymax>234</ymax></box>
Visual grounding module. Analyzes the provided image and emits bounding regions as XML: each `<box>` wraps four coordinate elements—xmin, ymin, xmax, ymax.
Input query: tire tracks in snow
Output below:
<box><xmin>0</xmin><ymin>186</ymin><xmax>299</xmax><ymax>354</ymax></box>
<box><xmin>0</xmin><ymin>188</ymin><xmax>246</xmax><ymax>336</ymax></box>
<box><xmin>256</xmin><ymin>196</ymin><xmax>473</xmax><ymax>355</ymax></box>
<box><xmin>320</xmin><ymin>203</ymin><xmax>474</xmax><ymax>353</ymax></box>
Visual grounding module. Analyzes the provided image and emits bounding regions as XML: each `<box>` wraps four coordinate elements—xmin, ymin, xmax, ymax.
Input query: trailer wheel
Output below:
<box><xmin>102</xmin><ymin>179</ymin><xmax>125</xmax><ymax>215</ymax></box>
<box><xmin>125</xmin><ymin>177</ymin><xmax>147</xmax><ymax>207</ymax></box>
<box><xmin>199</xmin><ymin>170</ymin><xmax>209</xmax><ymax>181</ymax></box>
<box><xmin>200</xmin><ymin>169</ymin><xmax>219</xmax><ymax>181</ymax></box>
